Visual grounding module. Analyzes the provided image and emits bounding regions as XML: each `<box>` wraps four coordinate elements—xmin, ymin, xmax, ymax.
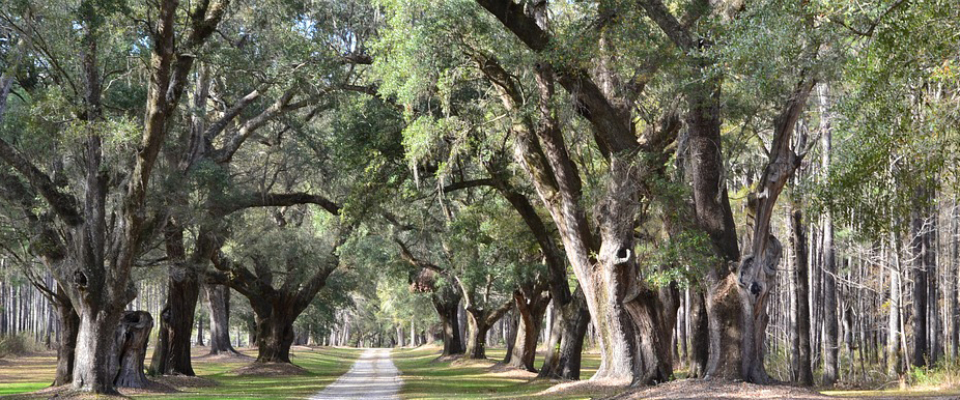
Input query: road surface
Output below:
<box><xmin>310</xmin><ymin>348</ymin><xmax>401</xmax><ymax>400</ymax></box>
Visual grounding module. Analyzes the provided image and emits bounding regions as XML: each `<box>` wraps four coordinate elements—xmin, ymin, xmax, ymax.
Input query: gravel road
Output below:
<box><xmin>309</xmin><ymin>348</ymin><xmax>401</xmax><ymax>400</ymax></box>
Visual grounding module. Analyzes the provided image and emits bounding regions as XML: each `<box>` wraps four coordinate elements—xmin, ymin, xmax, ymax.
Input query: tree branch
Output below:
<box><xmin>213</xmin><ymin>192</ymin><xmax>341</xmax><ymax>217</ymax></box>
<box><xmin>442</xmin><ymin>178</ymin><xmax>496</xmax><ymax>193</ymax></box>
<box><xmin>749</xmin><ymin>74</ymin><xmax>817</xmax><ymax>257</ymax></box>
<box><xmin>828</xmin><ymin>0</ymin><xmax>908</xmax><ymax>37</ymax></box>
<box><xmin>474</xmin><ymin>0</ymin><xmax>550</xmax><ymax>51</ymax></box>
<box><xmin>203</xmin><ymin>89</ymin><xmax>262</xmax><ymax>142</ymax></box>
<box><xmin>210</xmin><ymin>88</ymin><xmax>324</xmax><ymax>164</ymax></box>
<box><xmin>637</xmin><ymin>0</ymin><xmax>696</xmax><ymax>50</ymax></box>
<box><xmin>484</xmin><ymin>296</ymin><xmax>515</xmax><ymax>326</ymax></box>
<box><xmin>395</xmin><ymin>239</ymin><xmax>444</xmax><ymax>273</ymax></box>
<box><xmin>472</xmin><ymin>2</ymin><xmax>637</xmax><ymax>156</ymax></box>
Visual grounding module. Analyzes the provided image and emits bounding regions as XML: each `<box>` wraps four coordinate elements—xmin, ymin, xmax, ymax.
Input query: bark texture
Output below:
<box><xmin>54</xmin><ymin>286</ymin><xmax>80</xmax><ymax>386</ymax></box>
<box><xmin>433</xmin><ymin>290</ymin><xmax>466</xmax><ymax>356</ymax></box>
<box><xmin>205</xmin><ymin>283</ymin><xmax>239</xmax><ymax>355</ymax></box>
<box><xmin>539</xmin><ymin>288</ymin><xmax>590</xmax><ymax>380</ymax></box>
<box><xmin>464</xmin><ymin>297</ymin><xmax>513</xmax><ymax>359</ymax></box>
<box><xmin>150</xmin><ymin>224</ymin><xmax>200</xmax><ymax>376</ymax></box>
<box><xmin>508</xmin><ymin>286</ymin><xmax>550</xmax><ymax>372</ymax></box>
<box><xmin>687</xmin><ymin>290</ymin><xmax>709</xmax><ymax>378</ymax></box>
<box><xmin>791</xmin><ymin>208</ymin><xmax>813</xmax><ymax>386</ymax></box>
<box><xmin>113</xmin><ymin>311</ymin><xmax>153</xmax><ymax>389</ymax></box>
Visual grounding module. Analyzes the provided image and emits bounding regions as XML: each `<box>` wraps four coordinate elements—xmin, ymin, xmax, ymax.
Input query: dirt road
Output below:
<box><xmin>310</xmin><ymin>348</ymin><xmax>401</xmax><ymax>400</ymax></box>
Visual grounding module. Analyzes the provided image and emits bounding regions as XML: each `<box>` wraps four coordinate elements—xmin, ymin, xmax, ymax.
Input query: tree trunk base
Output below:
<box><xmin>53</xmin><ymin>297</ymin><xmax>80</xmax><ymax>386</ymax></box>
<box><xmin>705</xmin><ymin>273</ymin><xmax>744</xmax><ymax>381</ymax></box>
<box><xmin>114</xmin><ymin>311</ymin><xmax>154</xmax><ymax>389</ymax></box>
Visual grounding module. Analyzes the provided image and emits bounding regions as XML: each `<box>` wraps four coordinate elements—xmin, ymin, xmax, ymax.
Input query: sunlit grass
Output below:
<box><xmin>393</xmin><ymin>345</ymin><xmax>601</xmax><ymax>399</ymax></box>
<box><xmin>0</xmin><ymin>346</ymin><xmax>362</xmax><ymax>399</ymax></box>
<box><xmin>0</xmin><ymin>383</ymin><xmax>49</xmax><ymax>396</ymax></box>
<box><xmin>0</xmin><ymin>351</ymin><xmax>58</xmax><ymax>394</ymax></box>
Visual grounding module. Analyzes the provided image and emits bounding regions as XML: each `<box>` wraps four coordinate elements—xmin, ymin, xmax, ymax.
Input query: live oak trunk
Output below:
<box><xmin>539</xmin><ymin>288</ymin><xmax>590</xmax><ymax>380</ymax></box>
<box><xmin>484</xmin><ymin>161</ymin><xmax>586</xmax><ymax>378</ymax></box>
<box><xmin>114</xmin><ymin>311</ymin><xmax>153</xmax><ymax>388</ymax></box>
<box><xmin>73</xmin><ymin>304</ymin><xmax>125</xmax><ymax>393</ymax></box>
<box><xmin>150</xmin><ymin>226</ymin><xmax>200</xmax><ymax>376</ymax></box>
<box><xmin>53</xmin><ymin>287</ymin><xmax>80</xmax><ymax>386</ymax></box>
<box><xmin>210</xmin><ymin>234</ymin><xmax>343</xmax><ymax>363</ymax></box>
<box><xmin>686</xmin><ymin>82</ymin><xmax>743</xmax><ymax>381</ymax></box>
<box><xmin>433</xmin><ymin>291</ymin><xmax>465</xmax><ymax>356</ymax></box>
<box><xmin>686</xmin><ymin>70</ymin><xmax>814</xmax><ymax>385</ymax></box>
<box><xmin>463</xmin><ymin>298</ymin><xmax>513</xmax><ymax>359</ymax></box>
<box><xmin>254</xmin><ymin>309</ymin><xmax>296</xmax><ymax>363</ymax></box>
<box><xmin>508</xmin><ymin>288</ymin><xmax>549</xmax><ymax>372</ymax></box>
<box><xmin>502</xmin><ymin>311</ymin><xmax>518</xmax><ymax>363</ymax></box>
<box><xmin>204</xmin><ymin>283</ymin><xmax>238</xmax><ymax>355</ymax></box>
<box><xmin>197</xmin><ymin>318</ymin><xmax>204</xmax><ymax>346</ymax></box>
<box><xmin>687</xmin><ymin>290</ymin><xmax>709</xmax><ymax>378</ymax></box>
<box><xmin>466</xmin><ymin>315</ymin><xmax>491</xmax><ymax>359</ymax></box>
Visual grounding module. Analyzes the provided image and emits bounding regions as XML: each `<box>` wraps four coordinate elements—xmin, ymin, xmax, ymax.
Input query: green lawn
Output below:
<box><xmin>0</xmin><ymin>346</ymin><xmax>362</xmax><ymax>399</ymax></box>
<box><xmin>0</xmin><ymin>384</ymin><xmax>49</xmax><ymax>397</ymax></box>
<box><xmin>393</xmin><ymin>346</ymin><xmax>604</xmax><ymax>400</ymax></box>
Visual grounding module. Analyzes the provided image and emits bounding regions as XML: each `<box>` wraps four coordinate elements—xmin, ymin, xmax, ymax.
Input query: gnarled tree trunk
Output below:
<box><xmin>73</xmin><ymin>303</ymin><xmax>125</xmax><ymax>394</ymax></box>
<box><xmin>735</xmin><ymin>78</ymin><xmax>816</xmax><ymax>384</ymax></box>
<box><xmin>204</xmin><ymin>283</ymin><xmax>238</xmax><ymax>355</ymax></box>
<box><xmin>254</xmin><ymin>307</ymin><xmax>296</xmax><ymax>363</ymax></box>
<box><xmin>685</xmin><ymin>75</ymin><xmax>744</xmax><ymax>381</ymax></box>
<box><xmin>502</xmin><ymin>311</ymin><xmax>518</xmax><ymax>363</ymax></box>
<box><xmin>465</xmin><ymin>316</ymin><xmax>491</xmax><ymax>359</ymax></box>
<box><xmin>150</xmin><ymin>227</ymin><xmax>200</xmax><ymax>376</ymax></box>
<box><xmin>539</xmin><ymin>288</ymin><xmax>590</xmax><ymax>380</ymax></box>
<box><xmin>737</xmin><ymin>235</ymin><xmax>782</xmax><ymax>384</ymax></box>
<box><xmin>433</xmin><ymin>291</ymin><xmax>465</xmax><ymax>356</ymax></box>
<box><xmin>53</xmin><ymin>286</ymin><xmax>80</xmax><ymax>386</ymax></box>
<box><xmin>687</xmin><ymin>290</ymin><xmax>709</xmax><ymax>378</ymax></box>
<box><xmin>114</xmin><ymin>311</ymin><xmax>153</xmax><ymax>388</ymax></box>
<box><xmin>507</xmin><ymin>287</ymin><xmax>549</xmax><ymax>372</ymax></box>
<box><xmin>464</xmin><ymin>299</ymin><xmax>513</xmax><ymax>359</ymax></box>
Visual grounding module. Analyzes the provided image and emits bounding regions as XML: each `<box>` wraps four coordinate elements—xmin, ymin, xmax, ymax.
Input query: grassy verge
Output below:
<box><xmin>392</xmin><ymin>346</ymin><xmax>602</xmax><ymax>400</ymax></box>
<box><xmin>0</xmin><ymin>346</ymin><xmax>362</xmax><ymax>399</ymax></box>
<box><xmin>0</xmin><ymin>351</ymin><xmax>57</xmax><ymax>396</ymax></box>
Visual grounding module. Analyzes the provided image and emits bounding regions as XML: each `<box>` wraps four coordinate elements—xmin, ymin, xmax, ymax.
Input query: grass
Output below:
<box><xmin>0</xmin><ymin>346</ymin><xmax>362</xmax><ymax>399</ymax></box>
<box><xmin>820</xmin><ymin>364</ymin><xmax>960</xmax><ymax>398</ymax></box>
<box><xmin>0</xmin><ymin>383</ymin><xmax>49</xmax><ymax>397</ymax></box>
<box><xmin>393</xmin><ymin>346</ymin><xmax>603</xmax><ymax>400</ymax></box>
<box><xmin>0</xmin><ymin>351</ymin><xmax>58</xmax><ymax>394</ymax></box>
